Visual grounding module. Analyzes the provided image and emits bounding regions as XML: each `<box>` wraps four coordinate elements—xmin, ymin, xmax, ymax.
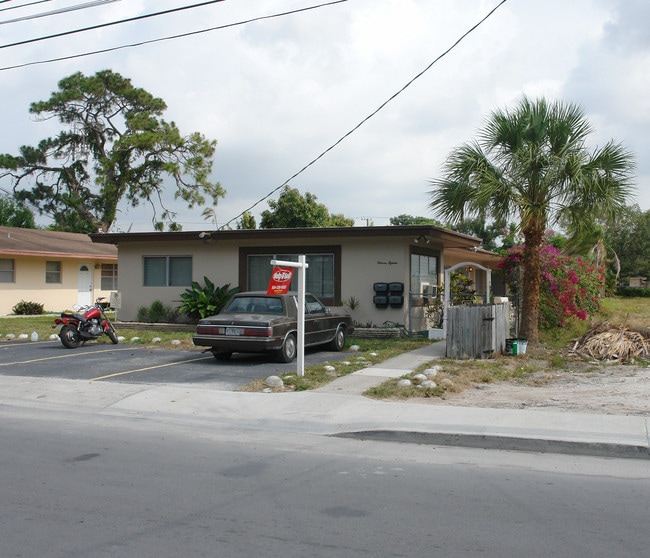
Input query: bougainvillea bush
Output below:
<box><xmin>498</xmin><ymin>242</ymin><xmax>604</xmax><ymax>330</ymax></box>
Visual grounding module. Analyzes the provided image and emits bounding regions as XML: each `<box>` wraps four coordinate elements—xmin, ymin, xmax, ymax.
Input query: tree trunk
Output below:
<box><xmin>520</xmin><ymin>226</ymin><xmax>544</xmax><ymax>344</ymax></box>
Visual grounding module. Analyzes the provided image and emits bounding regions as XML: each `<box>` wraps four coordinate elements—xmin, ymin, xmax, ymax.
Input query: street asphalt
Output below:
<box><xmin>1</xmin><ymin>341</ymin><xmax>648</xmax><ymax>460</ymax></box>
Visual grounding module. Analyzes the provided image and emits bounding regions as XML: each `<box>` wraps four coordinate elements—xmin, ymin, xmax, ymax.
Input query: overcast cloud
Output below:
<box><xmin>1</xmin><ymin>0</ymin><xmax>648</xmax><ymax>231</ymax></box>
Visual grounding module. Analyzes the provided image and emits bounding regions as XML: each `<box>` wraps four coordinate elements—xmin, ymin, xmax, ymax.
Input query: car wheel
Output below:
<box><xmin>213</xmin><ymin>350</ymin><xmax>232</xmax><ymax>361</ymax></box>
<box><xmin>277</xmin><ymin>333</ymin><xmax>297</xmax><ymax>362</ymax></box>
<box><xmin>59</xmin><ymin>325</ymin><xmax>81</xmax><ymax>348</ymax></box>
<box><xmin>328</xmin><ymin>325</ymin><xmax>346</xmax><ymax>351</ymax></box>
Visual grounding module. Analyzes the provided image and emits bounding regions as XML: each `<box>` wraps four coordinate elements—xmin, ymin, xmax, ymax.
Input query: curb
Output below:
<box><xmin>334</xmin><ymin>430</ymin><xmax>650</xmax><ymax>460</ymax></box>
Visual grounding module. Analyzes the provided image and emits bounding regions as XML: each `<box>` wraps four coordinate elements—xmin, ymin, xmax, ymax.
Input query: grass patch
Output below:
<box><xmin>364</xmin><ymin>297</ymin><xmax>650</xmax><ymax>401</ymax></box>
<box><xmin>0</xmin><ymin>315</ymin><xmax>195</xmax><ymax>348</ymax></box>
<box><xmin>364</xmin><ymin>356</ymin><xmax>548</xmax><ymax>400</ymax></box>
<box><xmin>238</xmin><ymin>337</ymin><xmax>431</xmax><ymax>392</ymax></box>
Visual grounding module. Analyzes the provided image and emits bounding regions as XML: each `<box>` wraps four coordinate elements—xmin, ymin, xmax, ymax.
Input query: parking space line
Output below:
<box><xmin>0</xmin><ymin>346</ymin><xmax>144</xmax><ymax>367</ymax></box>
<box><xmin>90</xmin><ymin>355</ymin><xmax>214</xmax><ymax>381</ymax></box>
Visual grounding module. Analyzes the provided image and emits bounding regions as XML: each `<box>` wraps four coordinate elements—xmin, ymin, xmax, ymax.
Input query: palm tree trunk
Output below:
<box><xmin>520</xmin><ymin>226</ymin><xmax>544</xmax><ymax>344</ymax></box>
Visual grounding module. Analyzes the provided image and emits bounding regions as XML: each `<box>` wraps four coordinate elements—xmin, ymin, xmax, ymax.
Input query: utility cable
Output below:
<box><xmin>219</xmin><ymin>0</ymin><xmax>509</xmax><ymax>229</ymax></box>
<box><xmin>0</xmin><ymin>0</ymin><xmax>226</xmax><ymax>49</ymax></box>
<box><xmin>0</xmin><ymin>0</ymin><xmax>349</xmax><ymax>71</ymax></box>
<box><xmin>0</xmin><ymin>0</ymin><xmax>119</xmax><ymax>25</ymax></box>
<box><xmin>0</xmin><ymin>1</ymin><xmax>51</xmax><ymax>13</ymax></box>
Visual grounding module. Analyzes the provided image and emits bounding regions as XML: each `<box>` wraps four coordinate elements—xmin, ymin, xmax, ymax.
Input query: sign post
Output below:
<box><xmin>269</xmin><ymin>256</ymin><xmax>308</xmax><ymax>376</ymax></box>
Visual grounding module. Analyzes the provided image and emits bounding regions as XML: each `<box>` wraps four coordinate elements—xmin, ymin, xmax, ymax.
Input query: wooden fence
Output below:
<box><xmin>446</xmin><ymin>303</ymin><xmax>510</xmax><ymax>359</ymax></box>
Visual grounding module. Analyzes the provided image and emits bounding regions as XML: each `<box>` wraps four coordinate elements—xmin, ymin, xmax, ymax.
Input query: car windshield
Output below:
<box><xmin>225</xmin><ymin>296</ymin><xmax>284</xmax><ymax>314</ymax></box>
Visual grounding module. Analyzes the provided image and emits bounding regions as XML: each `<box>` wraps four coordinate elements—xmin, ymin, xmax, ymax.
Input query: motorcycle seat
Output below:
<box><xmin>61</xmin><ymin>312</ymin><xmax>85</xmax><ymax>320</ymax></box>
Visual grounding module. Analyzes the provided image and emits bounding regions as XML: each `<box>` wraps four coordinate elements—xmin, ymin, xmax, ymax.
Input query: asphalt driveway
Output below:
<box><xmin>0</xmin><ymin>338</ymin><xmax>350</xmax><ymax>390</ymax></box>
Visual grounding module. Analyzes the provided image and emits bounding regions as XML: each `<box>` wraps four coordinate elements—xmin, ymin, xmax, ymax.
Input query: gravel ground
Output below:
<box><xmin>408</xmin><ymin>363</ymin><xmax>650</xmax><ymax>416</ymax></box>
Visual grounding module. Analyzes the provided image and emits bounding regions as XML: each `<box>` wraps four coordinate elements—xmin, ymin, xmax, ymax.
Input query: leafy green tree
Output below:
<box><xmin>0</xmin><ymin>194</ymin><xmax>36</xmax><ymax>228</ymax></box>
<box><xmin>237</xmin><ymin>211</ymin><xmax>257</xmax><ymax>229</ymax></box>
<box><xmin>447</xmin><ymin>218</ymin><xmax>518</xmax><ymax>252</ymax></box>
<box><xmin>260</xmin><ymin>186</ymin><xmax>353</xmax><ymax>228</ymax></box>
<box><xmin>429</xmin><ymin>96</ymin><xmax>634</xmax><ymax>343</ymax></box>
<box><xmin>603</xmin><ymin>204</ymin><xmax>650</xmax><ymax>280</ymax></box>
<box><xmin>389</xmin><ymin>214</ymin><xmax>442</xmax><ymax>226</ymax></box>
<box><xmin>0</xmin><ymin>70</ymin><xmax>224</xmax><ymax>233</ymax></box>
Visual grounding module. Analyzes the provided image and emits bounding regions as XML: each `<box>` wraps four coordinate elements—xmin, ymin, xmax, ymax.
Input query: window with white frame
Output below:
<box><xmin>45</xmin><ymin>261</ymin><xmax>62</xmax><ymax>284</ymax></box>
<box><xmin>143</xmin><ymin>256</ymin><xmax>192</xmax><ymax>287</ymax></box>
<box><xmin>101</xmin><ymin>263</ymin><xmax>118</xmax><ymax>290</ymax></box>
<box><xmin>0</xmin><ymin>258</ymin><xmax>14</xmax><ymax>283</ymax></box>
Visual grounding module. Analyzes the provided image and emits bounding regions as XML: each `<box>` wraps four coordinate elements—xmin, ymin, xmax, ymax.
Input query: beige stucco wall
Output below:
<box><xmin>114</xmin><ymin>240</ymin><xmax>240</xmax><ymax>321</ymax></box>
<box><xmin>112</xmin><ymin>235</ymin><xmax>446</xmax><ymax>331</ymax></box>
<box><xmin>0</xmin><ymin>256</ymin><xmax>117</xmax><ymax>315</ymax></box>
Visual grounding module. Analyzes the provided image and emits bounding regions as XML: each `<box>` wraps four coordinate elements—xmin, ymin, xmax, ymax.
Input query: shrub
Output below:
<box><xmin>616</xmin><ymin>287</ymin><xmax>650</xmax><ymax>298</ymax></box>
<box><xmin>136</xmin><ymin>300</ymin><xmax>182</xmax><ymax>323</ymax></box>
<box><xmin>178</xmin><ymin>277</ymin><xmax>240</xmax><ymax>322</ymax></box>
<box><xmin>499</xmin><ymin>240</ymin><xmax>604</xmax><ymax>330</ymax></box>
<box><xmin>12</xmin><ymin>300</ymin><xmax>45</xmax><ymax>315</ymax></box>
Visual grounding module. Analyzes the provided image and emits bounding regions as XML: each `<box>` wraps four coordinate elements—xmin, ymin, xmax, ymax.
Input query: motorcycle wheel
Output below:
<box><xmin>59</xmin><ymin>325</ymin><xmax>81</xmax><ymax>349</ymax></box>
<box><xmin>106</xmin><ymin>326</ymin><xmax>118</xmax><ymax>345</ymax></box>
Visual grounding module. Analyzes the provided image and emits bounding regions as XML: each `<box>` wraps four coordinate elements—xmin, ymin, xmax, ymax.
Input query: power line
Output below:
<box><xmin>0</xmin><ymin>1</ymin><xmax>51</xmax><ymax>13</ymax></box>
<box><xmin>0</xmin><ymin>0</ymin><xmax>119</xmax><ymax>25</ymax></box>
<box><xmin>219</xmin><ymin>0</ymin><xmax>509</xmax><ymax>229</ymax></box>
<box><xmin>0</xmin><ymin>0</ymin><xmax>349</xmax><ymax>71</ymax></box>
<box><xmin>0</xmin><ymin>0</ymin><xmax>226</xmax><ymax>49</ymax></box>
<box><xmin>0</xmin><ymin>0</ymin><xmax>49</xmax><ymax>9</ymax></box>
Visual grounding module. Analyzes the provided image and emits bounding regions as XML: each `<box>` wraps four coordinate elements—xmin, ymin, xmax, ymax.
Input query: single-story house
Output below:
<box><xmin>0</xmin><ymin>226</ymin><xmax>118</xmax><ymax>315</ymax></box>
<box><xmin>623</xmin><ymin>277</ymin><xmax>648</xmax><ymax>289</ymax></box>
<box><xmin>90</xmin><ymin>225</ymin><xmax>503</xmax><ymax>332</ymax></box>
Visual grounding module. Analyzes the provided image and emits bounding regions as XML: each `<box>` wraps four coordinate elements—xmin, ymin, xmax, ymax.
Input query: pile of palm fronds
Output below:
<box><xmin>571</xmin><ymin>322</ymin><xmax>650</xmax><ymax>362</ymax></box>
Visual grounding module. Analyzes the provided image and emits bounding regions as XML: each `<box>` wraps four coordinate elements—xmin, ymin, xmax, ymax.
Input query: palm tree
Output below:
<box><xmin>429</xmin><ymin>96</ymin><xmax>634</xmax><ymax>343</ymax></box>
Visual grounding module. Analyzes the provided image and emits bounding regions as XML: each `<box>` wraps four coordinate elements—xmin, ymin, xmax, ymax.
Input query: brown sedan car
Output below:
<box><xmin>192</xmin><ymin>291</ymin><xmax>354</xmax><ymax>362</ymax></box>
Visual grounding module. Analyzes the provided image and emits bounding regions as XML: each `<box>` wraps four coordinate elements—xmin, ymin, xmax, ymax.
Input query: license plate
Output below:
<box><xmin>226</xmin><ymin>327</ymin><xmax>241</xmax><ymax>336</ymax></box>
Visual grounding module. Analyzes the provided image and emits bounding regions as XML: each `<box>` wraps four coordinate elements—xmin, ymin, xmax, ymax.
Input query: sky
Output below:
<box><xmin>1</xmin><ymin>0</ymin><xmax>649</xmax><ymax>231</ymax></box>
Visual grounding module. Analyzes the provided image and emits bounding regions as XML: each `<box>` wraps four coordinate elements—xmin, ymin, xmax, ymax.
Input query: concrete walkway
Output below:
<box><xmin>0</xmin><ymin>341</ymin><xmax>648</xmax><ymax>460</ymax></box>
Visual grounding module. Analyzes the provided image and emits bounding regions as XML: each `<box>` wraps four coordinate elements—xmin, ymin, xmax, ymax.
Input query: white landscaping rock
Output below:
<box><xmin>18</xmin><ymin>334</ymin><xmax>28</xmax><ymax>339</ymax></box>
<box><xmin>264</xmin><ymin>375</ymin><xmax>284</xmax><ymax>388</ymax></box>
<box><xmin>49</xmin><ymin>334</ymin><xmax>59</xmax><ymax>340</ymax></box>
<box><xmin>349</xmin><ymin>345</ymin><xmax>361</xmax><ymax>352</ymax></box>
<box><xmin>152</xmin><ymin>337</ymin><xmax>162</xmax><ymax>343</ymax></box>
<box><xmin>412</xmin><ymin>373</ymin><xmax>428</xmax><ymax>383</ymax></box>
<box><xmin>170</xmin><ymin>339</ymin><xmax>181</xmax><ymax>346</ymax></box>
<box><xmin>420</xmin><ymin>380</ymin><xmax>437</xmax><ymax>389</ymax></box>
<box><xmin>397</xmin><ymin>379</ymin><xmax>412</xmax><ymax>388</ymax></box>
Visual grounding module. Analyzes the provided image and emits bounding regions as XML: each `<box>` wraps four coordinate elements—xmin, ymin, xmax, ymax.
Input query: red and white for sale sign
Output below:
<box><xmin>266</xmin><ymin>267</ymin><xmax>294</xmax><ymax>295</ymax></box>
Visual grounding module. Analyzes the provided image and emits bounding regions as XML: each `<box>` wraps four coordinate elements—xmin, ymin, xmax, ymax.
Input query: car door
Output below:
<box><xmin>304</xmin><ymin>294</ymin><xmax>331</xmax><ymax>345</ymax></box>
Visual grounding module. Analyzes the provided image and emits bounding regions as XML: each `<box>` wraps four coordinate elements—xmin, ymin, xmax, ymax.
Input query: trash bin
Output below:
<box><xmin>511</xmin><ymin>339</ymin><xmax>519</xmax><ymax>355</ymax></box>
<box><xmin>505</xmin><ymin>338</ymin><xmax>516</xmax><ymax>355</ymax></box>
<box><xmin>517</xmin><ymin>338</ymin><xmax>528</xmax><ymax>354</ymax></box>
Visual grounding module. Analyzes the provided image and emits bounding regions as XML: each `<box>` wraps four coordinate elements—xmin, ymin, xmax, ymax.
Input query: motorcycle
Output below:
<box><xmin>53</xmin><ymin>297</ymin><xmax>119</xmax><ymax>348</ymax></box>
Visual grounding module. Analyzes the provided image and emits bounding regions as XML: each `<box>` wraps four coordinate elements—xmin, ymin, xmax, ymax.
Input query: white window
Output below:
<box><xmin>0</xmin><ymin>258</ymin><xmax>14</xmax><ymax>283</ymax></box>
<box><xmin>101</xmin><ymin>263</ymin><xmax>118</xmax><ymax>290</ymax></box>
<box><xmin>45</xmin><ymin>261</ymin><xmax>62</xmax><ymax>284</ymax></box>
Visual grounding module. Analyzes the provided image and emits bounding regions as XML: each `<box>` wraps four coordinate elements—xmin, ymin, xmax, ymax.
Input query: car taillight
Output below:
<box><xmin>242</xmin><ymin>327</ymin><xmax>272</xmax><ymax>337</ymax></box>
<box><xmin>197</xmin><ymin>325</ymin><xmax>221</xmax><ymax>335</ymax></box>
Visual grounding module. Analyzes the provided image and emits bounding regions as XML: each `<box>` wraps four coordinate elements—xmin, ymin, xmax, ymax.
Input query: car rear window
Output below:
<box><xmin>226</xmin><ymin>296</ymin><xmax>284</xmax><ymax>314</ymax></box>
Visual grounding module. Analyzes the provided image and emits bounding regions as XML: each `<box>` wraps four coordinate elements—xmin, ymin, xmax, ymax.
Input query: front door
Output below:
<box><xmin>77</xmin><ymin>264</ymin><xmax>93</xmax><ymax>307</ymax></box>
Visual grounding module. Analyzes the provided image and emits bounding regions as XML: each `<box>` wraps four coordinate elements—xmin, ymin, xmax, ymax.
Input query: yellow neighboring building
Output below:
<box><xmin>0</xmin><ymin>226</ymin><xmax>118</xmax><ymax>315</ymax></box>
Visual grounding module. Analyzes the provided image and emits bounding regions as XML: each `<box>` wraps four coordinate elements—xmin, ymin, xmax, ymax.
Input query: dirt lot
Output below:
<box><xmin>412</xmin><ymin>363</ymin><xmax>650</xmax><ymax>416</ymax></box>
